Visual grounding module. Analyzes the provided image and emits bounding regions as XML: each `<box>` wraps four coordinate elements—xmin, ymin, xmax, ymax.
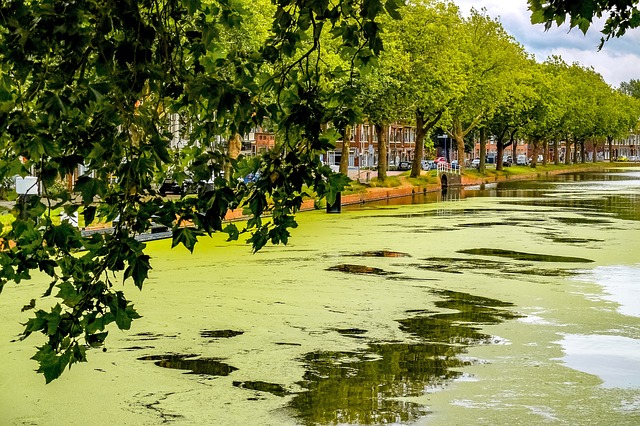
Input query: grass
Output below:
<box><xmin>464</xmin><ymin>161</ymin><xmax>609</xmax><ymax>180</ymax></box>
<box><xmin>366</xmin><ymin>176</ymin><xmax>402</xmax><ymax>188</ymax></box>
<box><xmin>406</xmin><ymin>170</ymin><xmax>440</xmax><ymax>186</ymax></box>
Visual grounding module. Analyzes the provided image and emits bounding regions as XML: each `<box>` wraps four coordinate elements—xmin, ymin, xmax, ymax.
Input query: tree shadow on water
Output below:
<box><xmin>289</xmin><ymin>289</ymin><xmax>521</xmax><ymax>425</ymax></box>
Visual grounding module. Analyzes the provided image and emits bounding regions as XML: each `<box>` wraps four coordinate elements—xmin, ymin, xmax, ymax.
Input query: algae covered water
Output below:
<box><xmin>1</xmin><ymin>167</ymin><xmax>639</xmax><ymax>425</ymax></box>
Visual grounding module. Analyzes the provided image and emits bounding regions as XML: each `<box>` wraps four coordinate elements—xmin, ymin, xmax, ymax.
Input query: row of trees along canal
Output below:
<box><xmin>349</xmin><ymin>3</ymin><xmax>640</xmax><ymax>179</ymax></box>
<box><xmin>1</xmin><ymin>0</ymin><xmax>639</xmax><ymax>382</ymax></box>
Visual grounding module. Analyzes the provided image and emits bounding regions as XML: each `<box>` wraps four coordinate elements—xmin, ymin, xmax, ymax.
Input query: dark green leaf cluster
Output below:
<box><xmin>0</xmin><ymin>0</ymin><xmax>391</xmax><ymax>381</ymax></box>
<box><xmin>529</xmin><ymin>0</ymin><xmax>640</xmax><ymax>48</ymax></box>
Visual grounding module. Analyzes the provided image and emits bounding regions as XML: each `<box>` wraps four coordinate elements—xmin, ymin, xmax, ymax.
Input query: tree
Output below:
<box><xmin>529</xmin><ymin>0</ymin><xmax>640</xmax><ymax>48</ymax></box>
<box><xmin>382</xmin><ymin>1</ymin><xmax>463</xmax><ymax>178</ymax></box>
<box><xmin>600</xmin><ymin>89</ymin><xmax>639</xmax><ymax>161</ymax></box>
<box><xmin>620</xmin><ymin>79</ymin><xmax>640</xmax><ymax>99</ymax></box>
<box><xmin>0</xmin><ymin>0</ymin><xmax>395</xmax><ymax>382</ymax></box>
<box><xmin>358</xmin><ymin>65</ymin><xmax>407</xmax><ymax>181</ymax></box>
<box><xmin>447</xmin><ymin>9</ymin><xmax>526</xmax><ymax>171</ymax></box>
<box><xmin>485</xmin><ymin>57</ymin><xmax>539</xmax><ymax>171</ymax></box>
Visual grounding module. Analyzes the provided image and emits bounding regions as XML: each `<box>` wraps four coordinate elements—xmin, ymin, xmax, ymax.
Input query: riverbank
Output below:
<box><xmin>0</xmin><ymin>162</ymin><xmax>627</xmax><ymax>231</ymax></box>
<box><xmin>243</xmin><ymin>161</ymin><xmax>626</xmax><ymax>220</ymax></box>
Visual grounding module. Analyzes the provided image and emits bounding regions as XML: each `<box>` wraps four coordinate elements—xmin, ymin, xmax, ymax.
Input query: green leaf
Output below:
<box><xmin>85</xmin><ymin>313</ymin><xmax>114</xmax><ymax>334</ymax></box>
<box><xmin>124</xmin><ymin>254</ymin><xmax>151</xmax><ymax>289</ymax></box>
<box><xmin>86</xmin><ymin>331</ymin><xmax>108</xmax><ymax>347</ymax></box>
<box><xmin>56</xmin><ymin>281</ymin><xmax>82</xmax><ymax>308</ymax></box>
<box><xmin>74</xmin><ymin>176</ymin><xmax>107</xmax><ymax>205</ymax></box>
<box><xmin>385</xmin><ymin>0</ymin><xmax>402</xmax><ymax>20</ymax></box>
<box><xmin>31</xmin><ymin>344</ymin><xmax>70</xmax><ymax>384</ymax></box>
<box><xmin>44</xmin><ymin>305</ymin><xmax>63</xmax><ymax>335</ymax></box>
<box><xmin>171</xmin><ymin>227</ymin><xmax>199</xmax><ymax>252</ymax></box>
<box><xmin>112</xmin><ymin>303</ymin><xmax>140</xmax><ymax>330</ymax></box>
<box><xmin>224</xmin><ymin>224</ymin><xmax>239</xmax><ymax>241</ymax></box>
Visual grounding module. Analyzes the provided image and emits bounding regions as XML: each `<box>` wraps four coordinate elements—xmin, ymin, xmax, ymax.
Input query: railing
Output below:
<box><xmin>437</xmin><ymin>162</ymin><xmax>460</xmax><ymax>175</ymax></box>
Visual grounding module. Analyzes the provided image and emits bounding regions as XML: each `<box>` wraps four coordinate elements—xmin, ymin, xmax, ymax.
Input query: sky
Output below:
<box><xmin>453</xmin><ymin>0</ymin><xmax>640</xmax><ymax>88</ymax></box>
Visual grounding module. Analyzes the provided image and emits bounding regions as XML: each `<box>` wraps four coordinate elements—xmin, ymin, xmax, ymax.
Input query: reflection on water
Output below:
<box><xmin>200</xmin><ymin>329</ymin><xmax>244</xmax><ymax>339</ymax></box>
<box><xmin>458</xmin><ymin>248</ymin><xmax>593</xmax><ymax>263</ymax></box>
<box><xmin>575</xmin><ymin>265</ymin><xmax>640</xmax><ymax>318</ymax></box>
<box><xmin>233</xmin><ymin>380</ymin><xmax>290</xmax><ymax>397</ymax></box>
<box><xmin>498</xmin><ymin>169</ymin><xmax>640</xmax><ymax>222</ymax></box>
<box><xmin>415</xmin><ymin>256</ymin><xmax>578</xmax><ymax>278</ymax></box>
<box><xmin>326</xmin><ymin>264</ymin><xmax>398</xmax><ymax>276</ymax></box>
<box><xmin>398</xmin><ymin>291</ymin><xmax>520</xmax><ymax>346</ymax></box>
<box><xmin>290</xmin><ymin>290</ymin><xmax>520</xmax><ymax>425</ymax></box>
<box><xmin>345</xmin><ymin>168</ymin><xmax>640</xmax><ymax>222</ymax></box>
<box><xmin>349</xmin><ymin>250</ymin><xmax>412</xmax><ymax>258</ymax></box>
<box><xmin>138</xmin><ymin>354</ymin><xmax>238</xmax><ymax>376</ymax></box>
<box><xmin>557</xmin><ymin>334</ymin><xmax>640</xmax><ymax>389</ymax></box>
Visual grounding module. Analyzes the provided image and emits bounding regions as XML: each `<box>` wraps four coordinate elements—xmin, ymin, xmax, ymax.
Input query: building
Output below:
<box><xmin>325</xmin><ymin>123</ymin><xmax>417</xmax><ymax>169</ymax></box>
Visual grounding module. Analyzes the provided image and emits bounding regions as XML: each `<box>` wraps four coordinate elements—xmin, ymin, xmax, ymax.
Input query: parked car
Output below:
<box><xmin>471</xmin><ymin>158</ymin><xmax>480</xmax><ymax>168</ymax></box>
<box><xmin>397</xmin><ymin>161</ymin><xmax>412</xmax><ymax>171</ymax></box>
<box><xmin>451</xmin><ymin>160</ymin><xmax>459</xmax><ymax>170</ymax></box>
<box><xmin>242</xmin><ymin>171</ymin><xmax>261</xmax><ymax>184</ymax></box>
<box><xmin>516</xmin><ymin>154</ymin><xmax>527</xmax><ymax>165</ymax></box>
<box><xmin>434</xmin><ymin>157</ymin><xmax>448</xmax><ymax>164</ymax></box>
<box><xmin>421</xmin><ymin>160</ymin><xmax>436</xmax><ymax>170</ymax></box>
<box><xmin>503</xmin><ymin>155</ymin><xmax>512</xmax><ymax>167</ymax></box>
<box><xmin>159</xmin><ymin>179</ymin><xmax>182</xmax><ymax>196</ymax></box>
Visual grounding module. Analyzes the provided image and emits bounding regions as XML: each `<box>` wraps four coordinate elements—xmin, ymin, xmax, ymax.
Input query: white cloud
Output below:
<box><xmin>452</xmin><ymin>0</ymin><xmax>640</xmax><ymax>87</ymax></box>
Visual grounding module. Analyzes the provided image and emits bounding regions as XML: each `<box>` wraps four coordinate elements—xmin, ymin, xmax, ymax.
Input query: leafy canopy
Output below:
<box><xmin>0</xmin><ymin>0</ymin><xmax>396</xmax><ymax>382</ymax></box>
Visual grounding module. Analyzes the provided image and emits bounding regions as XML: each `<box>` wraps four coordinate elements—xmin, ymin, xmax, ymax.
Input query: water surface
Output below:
<box><xmin>1</xmin><ymin>167</ymin><xmax>639</xmax><ymax>425</ymax></box>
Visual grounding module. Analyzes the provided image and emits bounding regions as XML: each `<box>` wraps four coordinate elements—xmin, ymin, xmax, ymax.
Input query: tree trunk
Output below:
<box><xmin>530</xmin><ymin>138</ymin><xmax>540</xmax><ymax>168</ymax></box>
<box><xmin>608</xmin><ymin>136</ymin><xmax>613</xmax><ymax>162</ymax></box>
<box><xmin>496</xmin><ymin>136</ymin><xmax>505</xmax><ymax>172</ymax></box>
<box><xmin>543</xmin><ymin>139</ymin><xmax>549</xmax><ymax>166</ymax></box>
<box><xmin>580</xmin><ymin>140</ymin><xmax>586</xmax><ymax>163</ymax></box>
<box><xmin>411</xmin><ymin>109</ymin><xmax>443</xmax><ymax>178</ymax></box>
<box><xmin>573</xmin><ymin>138</ymin><xmax>578</xmax><ymax>163</ymax></box>
<box><xmin>376</xmin><ymin>123</ymin><xmax>388</xmax><ymax>181</ymax></box>
<box><xmin>479</xmin><ymin>127</ymin><xmax>487</xmax><ymax>172</ymax></box>
<box><xmin>225</xmin><ymin>132</ymin><xmax>242</xmax><ymax>179</ymax></box>
<box><xmin>452</xmin><ymin>118</ymin><xmax>465</xmax><ymax>172</ymax></box>
<box><xmin>554</xmin><ymin>139</ymin><xmax>560</xmax><ymax>165</ymax></box>
<box><xmin>593</xmin><ymin>140</ymin><xmax>599</xmax><ymax>163</ymax></box>
<box><xmin>411</xmin><ymin>113</ymin><xmax>427</xmax><ymax>178</ymax></box>
<box><xmin>339</xmin><ymin>125</ymin><xmax>351</xmax><ymax>175</ymax></box>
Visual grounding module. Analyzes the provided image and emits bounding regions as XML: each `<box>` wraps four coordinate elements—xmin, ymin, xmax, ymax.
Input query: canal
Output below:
<box><xmin>1</xmin><ymin>167</ymin><xmax>639</xmax><ymax>425</ymax></box>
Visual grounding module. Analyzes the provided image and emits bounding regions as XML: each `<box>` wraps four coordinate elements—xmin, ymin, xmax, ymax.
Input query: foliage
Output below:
<box><xmin>620</xmin><ymin>79</ymin><xmax>640</xmax><ymax>99</ymax></box>
<box><xmin>0</xmin><ymin>0</ymin><xmax>393</xmax><ymax>382</ymax></box>
<box><xmin>447</xmin><ymin>9</ymin><xmax>528</xmax><ymax>171</ymax></box>
<box><xmin>528</xmin><ymin>0</ymin><xmax>640</xmax><ymax>48</ymax></box>
<box><xmin>0</xmin><ymin>177</ymin><xmax>15</xmax><ymax>200</ymax></box>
